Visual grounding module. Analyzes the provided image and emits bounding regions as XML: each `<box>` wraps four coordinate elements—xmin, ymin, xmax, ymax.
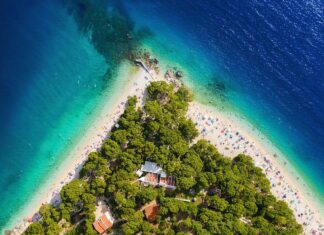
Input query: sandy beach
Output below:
<box><xmin>8</xmin><ymin>64</ymin><xmax>151</xmax><ymax>234</ymax></box>
<box><xmin>9</xmin><ymin>63</ymin><xmax>324</xmax><ymax>234</ymax></box>
<box><xmin>187</xmin><ymin>102</ymin><xmax>324</xmax><ymax>234</ymax></box>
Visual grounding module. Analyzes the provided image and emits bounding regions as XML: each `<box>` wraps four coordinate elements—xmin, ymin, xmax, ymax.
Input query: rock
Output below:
<box><xmin>175</xmin><ymin>71</ymin><xmax>183</xmax><ymax>78</ymax></box>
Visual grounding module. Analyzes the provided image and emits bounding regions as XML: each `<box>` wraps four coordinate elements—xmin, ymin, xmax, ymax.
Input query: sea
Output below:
<box><xmin>0</xmin><ymin>0</ymin><xmax>323</xmax><ymax>232</ymax></box>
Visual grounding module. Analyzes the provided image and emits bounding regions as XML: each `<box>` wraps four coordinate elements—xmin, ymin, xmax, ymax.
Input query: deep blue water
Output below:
<box><xmin>119</xmin><ymin>0</ymin><xmax>324</xmax><ymax>197</ymax></box>
<box><xmin>0</xmin><ymin>0</ymin><xmax>323</xmax><ymax>232</ymax></box>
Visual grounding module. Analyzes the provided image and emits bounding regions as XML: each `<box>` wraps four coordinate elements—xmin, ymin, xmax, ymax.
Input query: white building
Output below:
<box><xmin>138</xmin><ymin>161</ymin><xmax>176</xmax><ymax>189</ymax></box>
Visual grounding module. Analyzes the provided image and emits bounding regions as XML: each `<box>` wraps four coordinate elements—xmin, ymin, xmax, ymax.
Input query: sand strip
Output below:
<box><xmin>8</xmin><ymin>64</ymin><xmax>324</xmax><ymax>235</ymax></box>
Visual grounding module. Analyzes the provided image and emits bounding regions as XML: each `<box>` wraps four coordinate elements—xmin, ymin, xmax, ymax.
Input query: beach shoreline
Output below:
<box><xmin>187</xmin><ymin>101</ymin><xmax>324</xmax><ymax>233</ymax></box>
<box><xmin>6</xmin><ymin>63</ymin><xmax>149</xmax><ymax>234</ymax></box>
<box><xmin>8</xmin><ymin>62</ymin><xmax>324</xmax><ymax>234</ymax></box>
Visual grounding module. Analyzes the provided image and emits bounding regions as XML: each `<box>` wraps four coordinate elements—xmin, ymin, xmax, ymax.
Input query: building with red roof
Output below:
<box><xmin>144</xmin><ymin>203</ymin><xmax>160</xmax><ymax>222</ymax></box>
<box><xmin>138</xmin><ymin>161</ymin><xmax>176</xmax><ymax>189</ymax></box>
<box><xmin>92</xmin><ymin>212</ymin><xmax>113</xmax><ymax>234</ymax></box>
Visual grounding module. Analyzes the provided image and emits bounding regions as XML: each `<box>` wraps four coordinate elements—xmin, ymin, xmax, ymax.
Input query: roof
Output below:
<box><xmin>104</xmin><ymin>211</ymin><xmax>114</xmax><ymax>223</ymax></box>
<box><xmin>144</xmin><ymin>203</ymin><xmax>160</xmax><ymax>222</ymax></box>
<box><xmin>140</xmin><ymin>161</ymin><xmax>166</xmax><ymax>175</ymax></box>
<box><xmin>139</xmin><ymin>161</ymin><xmax>176</xmax><ymax>189</ymax></box>
<box><xmin>93</xmin><ymin>212</ymin><xmax>113</xmax><ymax>234</ymax></box>
<box><xmin>139</xmin><ymin>173</ymin><xmax>159</xmax><ymax>185</ymax></box>
<box><xmin>93</xmin><ymin>221</ymin><xmax>105</xmax><ymax>234</ymax></box>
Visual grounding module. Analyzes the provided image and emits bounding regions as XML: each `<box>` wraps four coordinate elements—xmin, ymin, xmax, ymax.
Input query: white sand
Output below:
<box><xmin>8</xmin><ymin>63</ymin><xmax>324</xmax><ymax>235</ymax></box>
<box><xmin>187</xmin><ymin>102</ymin><xmax>324</xmax><ymax>234</ymax></box>
<box><xmin>8</xmin><ymin>63</ymin><xmax>152</xmax><ymax>234</ymax></box>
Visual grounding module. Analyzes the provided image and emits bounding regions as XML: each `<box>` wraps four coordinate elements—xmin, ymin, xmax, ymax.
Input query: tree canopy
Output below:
<box><xmin>24</xmin><ymin>81</ymin><xmax>302</xmax><ymax>235</ymax></box>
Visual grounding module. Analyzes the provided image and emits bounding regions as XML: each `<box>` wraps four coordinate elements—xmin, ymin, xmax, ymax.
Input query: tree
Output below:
<box><xmin>181</xmin><ymin>203</ymin><xmax>198</xmax><ymax>217</ymax></box>
<box><xmin>146</xmin><ymin>121</ymin><xmax>160</xmax><ymax>137</ymax></box>
<box><xmin>122</xmin><ymin>181</ymin><xmax>140</xmax><ymax>199</ymax></box>
<box><xmin>161</xmin><ymin>199</ymin><xmax>179</xmax><ymax>215</ymax></box>
<box><xmin>265</xmin><ymin>200</ymin><xmax>302</xmax><ymax>233</ymax></box>
<box><xmin>90</xmin><ymin>177</ymin><xmax>106</xmax><ymax>195</ymax></box>
<box><xmin>121</xmin><ymin>221</ymin><xmax>141</xmax><ymax>235</ymax></box>
<box><xmin>227</xmin><ymin>203</ymin><xmax>245</xmax><ymax>218</ymax></box>
<box><xmin>171</xmin><ymin>140</ymin><xmax>189</xmax><ymax>158</ymax></box>
<box><xmin>244</xmin><ymin>200</ymin><xmax>258</xmax><ymax>216</ymax></box>
<box><xmin>178</xmin><ymin>164</ymin><xmax>196</xmax><ymax>178</ymax></box>
<box><xmin>59</xmin><ymin>203</ymin><xmax>71</xmax><ymax>222</ymax></box>
<box><xmin>102</xmin><ymin>139</ymin><xmax>122</xmax><ymax>160</ymax></box>
<box><xmin>232</xmin><ymin>154</ymin><xmax>270</xmax><ymax>193</ymax></box>
<box><xmin>25</xmin><ymin>81</ymin><xmax>302</xmax><ymax>234</ymax></box>
<box><xmin>179</xmin><ymin>118</ymin><xmax>198</xmax><ymax>142</ymax></box>
<box><xmin>175</xmin><ymin>86</ymin><xmax>193</xmax><ymax>102</ymax></box>
<box><xmin>143</xmin><ymin>141</ymin><xmax>156</xmax><ymax>156</ymax></box>
<box><xmin>136</xmin><ymin>186</ymin><xmax>158</xmax><ymax>205</ymax></box>
<box><xmin>83</xmin><ymin>219</ymin><xmax>98</xmax><ymax>235</ymax></box>
<box><xmin>151</xmin><ymin>145</ymin><xmax>170</xmax><ymax>166</ymax></box>
<box><xmin>165</xmin><ymin>159</ymin><xmax>182</xmax><ymax>175</ymax></box>
<box><xmin>82</xmin><ymin>193</ymin><xmax>96</xmax><ymax>213</ymax></box>
<box><xmin>252</xmin><ymin>216</ymin><xmax>274</xmax><ymax>233</ymax></box>
<box><xmin>177</xmin><ymin>176</ymin><xmax>196</xmax><ymax>191</ymax></box>
<box><xmin>127</xmin><ymin>95</ymin><xmax>137</xmax><ymax>107</ymax></box>
<box><xmin>118</xmin><ymin>152</ymin><xmax>140</xmax><ymax>172</ymax></box>
<box><xmin>60</xmin><ymin>179</ymin><xmax>90</xmax><ymax>220</ymax></box>
<box><xmin>114</xmin><ymin>191</ymin><xmax>136</xmax><ymax>209</ymax></box>
<box><xmin>144</xmin><ymin>101</ymin><xmax>164</xmax><ymax>121</ymax></box>
<box><xmin>233</xmin><ymin>220</ymin><xmax>249</xmax><ymax>235</ymax></box>
<box><xmin>191</xmin><ymin>140</ymin><xmax>222</xmax><ymax>166</ymax></box>
<box><xmin>147</xmin><ymin>81</ymin><xmax>174</xmax><ymax>103</ymax></box>
<box><xmin>205</xmin><ymin>195</ymin><xmax>229</xmax><ymax>212</ymax></box>
<box><xmin>127</xmin><ymin>122</ymin><xmax>144</xmax><ymax>142</ymax></box>
<box><xmin>198</xmin><ymin>209</ymin><xmax>223</xmax><ymax>234</ymax></box>
<box><xmin>166</xmin><ymin>99</ymin><xmax>188</xmax><ymax>117</ymax></box>
<box><xmin>23</xmin><ymin>222</ymin><xmax>44</xmax><ymax>235</ymax></box>
<box><xmin>36</xmin><ymin>204</ymin><xmax>62</xmax><ymax>234</ymax></box>
<box><xmin>129</xmin><ymin>137</ymin><xmax>145</xmax><ymax>151</ymax></box>
<box><xmin>60</xmin><ymin>179</ymin><xmax>88</xmax><ymax>206</ymax></box>
<box><xmin>141</xmin><ymin>220</ymin><xmax>155</xmax><ymax>234</ymax></box>
<box><xmin>182</xmin><ymin>150</ymin><xmax>203</xmax><ymax>173</ymax></box>
<box><xmin>191</xmin><ymin>220</ymin><xmax>209</xmax><ymax>235</ymax></box>
<box><xmin>39</xmin><ymin>204</ymin><xmax>61</xmax><ymax>223</ymax></box>
<box><xmin>159</xmin><ymin>126</ymin><xmax>181</xmax><ymax>145</ymax></box>
<box><xmin>196</xmin><ymin>172</ymin><xmax>209</xmax><ymax>190</ymax></box>
<box><xmin>111</xmin><ymin>129</ymin><xmax>128</xmax><ymax>145</ymax></box>
<box><xmin>80</xmin><ymin>152</ymin><xmax>109</xmax><ymax>178</ymax></box>
<box><xmin>45</xmin><ymin>222</ymin><xmax>61</xmax><ymax>235</ymax></box>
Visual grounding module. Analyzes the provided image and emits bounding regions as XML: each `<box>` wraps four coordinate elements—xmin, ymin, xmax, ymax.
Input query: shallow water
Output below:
<box><xmin>0</xmin><ymin>0</ymin><xmax>323</xmax><ymax>231</ymax></box>
<box><xmin>0</xmin><ymin>0</ymin><xmax>110</xmax><ymax>231</ymax></box>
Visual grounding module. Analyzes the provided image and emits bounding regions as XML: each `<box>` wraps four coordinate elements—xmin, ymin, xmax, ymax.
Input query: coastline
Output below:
<box><xmin>187</xmin><ymin>102</ymin><xmax>324</xmax><ymax>233</ymax></box>
<box><xmin>7</xmin><ymin>63</ymin><xmax>149</xmax><ymax>234</ymax></box>
<box><xmin>8</xmin><ymin>62</ymin><xmax>324</xmax><ymax>234</ymax></box>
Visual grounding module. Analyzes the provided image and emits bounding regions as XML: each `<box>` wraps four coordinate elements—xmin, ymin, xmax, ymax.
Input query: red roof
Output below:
<box><xmin>147</xmin><ymin>173</ymin><xmax>159</xmax><ymax>183</ymax></box>
<box><xmin>93</xmin><ymin>213</ymin><xmax>113</xmax><ymax>234</ymax></box>
<box><xmin>93</xmin><ymin>221</ymin><xmax>105</xmax><ymax>234</ymax></box>
<box><xmin>101</xmin><ymin>214</ymin><xmax>113</xmax><ymax>229</ymax></box>
<box><xmin>144</xmin><ymin>204</ymin><xmax>160</xmax><ymax>222</ymax></box>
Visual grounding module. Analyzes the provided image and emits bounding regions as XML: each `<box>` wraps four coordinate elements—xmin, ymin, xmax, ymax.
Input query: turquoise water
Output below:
<box><xmin>1</xmin><ymin>0</ymin><xmax>324</xmax><ymax>232</ymax></box>
<box><xmin>0</xmin><ymin>0</ymin><xmax>111</xmax><ymax>231</ymax></box>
